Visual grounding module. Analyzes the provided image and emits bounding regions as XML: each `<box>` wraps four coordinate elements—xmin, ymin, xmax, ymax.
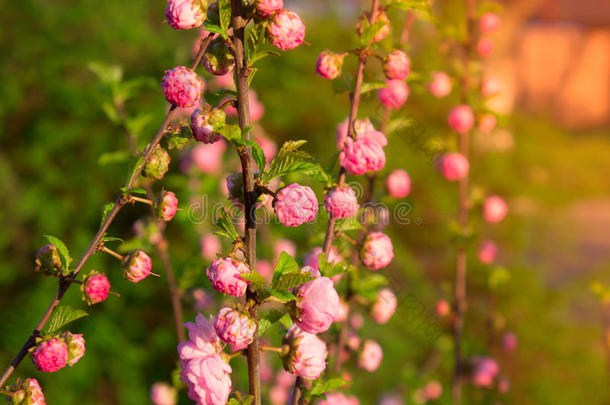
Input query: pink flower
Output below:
<box><xmin>320</xmin><ymin>392</ymin><xmax>360</xmax><ymax>405</ymax></box>
<box><xmin>336</xmin><ymin>117</ymin><xmax>386</xmax><ymax>150</ymax></box>
<box><xmin>428</xmin><ymin>71</ymin><xmax>452</xmax><ymax>98</ymax></box>
<box><xmin>386</xmin><ymin>169</ymin><xmax>411</xmax><ymax>198</ymax></box>
<box><xmin>479</xmin><ymin>12</ymin><xmax>500</xmax><ymax>34</ymax></box>
<box><xmin>32</xmin><ymin>338</ymin><xmax>68</xmax><ymax>372</ymax></box>
<box><xmin>191</xmin><ymin>108</ymin><xmax>225</xmax><ymax>144</ymax></box>
<box><xmin>206</xmin><ymin>257</ymin><xmax>250</xmax><ymax>297</ymax></box>
<box><xmin>448</xmin><ymin>105</ymin><xmax>474</xmax><ymax>134</ymax></box>
<box><xmin>158</xmin><ymin>191</ymin><xmax>178</xmax><ymax>222</ymax></box>
<box><xmin>325</xmin><ymin>186</ymin><xmax>359</xmax><ymax>219</ymax></box>
<box><xmin>350</xmin><ymin>313</ymin><xmax>364</xmax><ymax>330</ymax></box>
<box><xmin>471</xmin><ymin>356</ymin><xmax>499</xmax><ymax>387</ymax></box>
<box><xmin>225</xmin><ymin>91</ymin><xmax>265</xmax><ymax>122</ymax></box>
<box><xmin>268</xmin><ymin>10</ymin><xmax>306</xmax><ymax>50</ymax></box>
<box><xmin>178</xmin><ymin>314</ymin><xmax>222</xmax><ymax>362</ymax></box>
<box><xmin>360</xmin><ymin>232</ymin><xmax>394</xmax><ymax>270</ymax></box>
<box><xmin>7</xmin><ymin>378</ymin><xmax>46</xmax><ymax>405</ymax></box>
<box><xmin>294</xmin><ymin>277</ymin><xmax>340</xmax><ymax>334</ymax></box>
<box><xmin>150</xmin><ymin>382</ymin><xmax>176</xmax><ymax>405</ymax></box>
<box><xmin>274</xmin><ymin>239</ymin><xmax>297</xmax><ymax>261</ymax></box>
<box><xmin>276</xmin><ymin>370</ymin><xmax>294</xmax><ymax>387</ymax></box>
<box><xmin>270</xmin><ymin>385</ymin><xmax>289</xmax><ymax>405</ymax></box>
<box><xmin>340</xmin><ymin>137</ymin><xmax>386</xmax><ymax>175</ymax></box>
<box><xmin>200</xmin><ymin>234</ymin><xmax>221</xmax><ymax>260</ymax></box>
<box><xmin>383</xmin><ymin>50</ymin><xmax>410</xmax><ymax>80</ymax></box>
<box><xmin>477</xmin><ymin>37</ymin><xmax>494</xmax><ymax>58</ymax></box>
<box><xmin>424</xmin><ymin>381</ymin><xmax>442</xmax><ymax>400</ymax></box>
<box><xmin>192</xmin><ymin>141</ymin><xmax>227</xmax><ymax>174</ymax></box>
<box><xmin>483</xmin><ymin>195</ymin><xmax>507</xmax><ymax>223</ymax></box>
<box><xmin>378</xmin><ymin>80</ymin><xmax>409</xmax><ymax>110</ymax></box>
<box><xmin>378</xmin><ymin>394</ymin><xmax>402</xmax><ymax>405</ymax></box>
<box><xmin>214</xmin><ymin>308</ymin><xmax>256</xmax><ymax>351</ymax></box>
<box><xmin>481</xmin><ymin>75</ymin><xmax>502</xmax><ymax>98</ymax></box>
<box><xmin>82</xmin><ymin>271</ymin><xmax>110</xmax><ymax>305</ymax></box>
<box><xmin>347</xmin><ymin>330</ymin><xmax>360</xmax><ymax>350</ymax></box>
<box><xmin>437</xmin><ymin>152</ymin><xmax>469</xmax><ymax>181</ymax></box>
<box><xmin>182</xmin><ymin>354</ymin><xmax>232</xmax><ymax>405</ymax></box>
<box><xmin>477</xmin><ymin>240</ymin><xmax>498</xmax><ymax>264</ymax></box>
<box><xmin>502</xmin><ymin>331</ymin><xmax>518</xmax><ymax>353</ymax></box>
<box><xmin>371</xmin><ymin>288</ymin><xmax>396</xmax><ymax>324</ymax></box>
<box><xmin>335</xmin><ymin>299</ymin><xmax>349</xmax><ymax>322</ymax></box>
<box><xmin>282</xmin><ymin>325</ymin><xmax>328</xmax><ymax>379</ymax></box>
<box><xmin>303</xmin><ymin>246</ymin><xmax>342</xmax><ymax>270</ymax></box>
<box><xmin>436</xmin><ymin>299</ymin><xmax>450</xmax><ymax>317</ymax></box>
<box><xmin>161</xmin><ymin>66</ymin><xmax>204</xmax><ymax>108</ymax></box>
<box><xmin>165</xmin><ymin>0</ymin><xmax>205</xmax><ymax>30</ymax></box>
<box><xmin>498</xmin><ymin>376</ymin><xmax>510</xmax><ymax>393</ymax></box>
<box><xmin>123</xmin><ymin>250</ymin><xmax>152</xmax><ymax>283</ymax></box>
<box><xmin>256</xmin><ymin>0</ymin><xmax>283</xmax><ymax>17</ymax></box>
<box><xmin>356</xmin><ymin>10</ymin><xmax>390</xmax><ymax>43</ymax></box>
<box><xmin>478</xmin><ymin>113</ymin><xmax>497</xmax><ymax>134</ymax></box>
<box><xmin>62</xmin><ymin>332</ymin><xmax>85</xmax><ymax>367</ymax></box>
<box><xmin>274</xmin><ymin>183</ymin><xmax>318</xmax><ymax>227</ymax></box>
<box><xmin>358</xmin><ymin>340</ymin><xmax>383</xmax><ymax>372</ymax></box>
<box><xmin>316</xmin><ymin>51</ymin><xmax>345</xmax><ymax>80</ymax></box>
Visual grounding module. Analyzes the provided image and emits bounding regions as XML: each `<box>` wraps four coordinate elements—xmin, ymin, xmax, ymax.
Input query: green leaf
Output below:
<box><xmin>203</xmin><ymin>21</ymin><xmax>228</xmax><ymax>39</ymax></box>
<box><xmin>242</xmin><ymin>395</ymin><xmax>254</xmax><ymax>405</ymax></box>
<box><xmin>353</xmin><ymin>273</ymin><xmax>388</xmax><ymax>300</ymax></box>
<box><xmin>335</xmin><ymin>217</ymin><xmax>363</xmax><ymax>232</ymax></box>
<box><xmin>88</xmin><ymin>62</ymin><xmax>123</xmax><ymax>84</ymax></box>
<box><xmin>258</xmin><ymin>309</ymin><xmax>286</xmax><ymax>336</ymax></box>
<box><xmin>100</xmin><ymin>201</ymin><xmax>116</xmax><ymax>226</ymax></box>
<box><xmin>219</xmin><ymin>124</ymin><xmax>243</xmax><ymax>145</ymax></box>
<box><xmin>214</xmin><ymin>207</ymin><xmax>241</xmax><ymax>242</ymax></box>
<box><xmin>101</xmin><ymin>102</ymin><xmax>120</xmax><ymax>123</ymax></box>
<box><xmin>125</xmin><ymin>113</ymin><xmax>153</xmax><ymax>137</ymax></box>
<box><xmin>245</xmin><ymin>21</ymin><xmax>267</xmax><ymax>65</ymax></box>
<box><xmin>43</xmin><ymin>235</ymin><xmax>71</xmax><ymax>274</ymax></box>
<box><xmin>265</xmin><ymin>288</ymin><xmax>296</xmax><ymax>303</ymax></box>
<box><xmin>218</xmin><ymin>0</ymin><xmax>231</xmax><ymax>34</ymax></box>
<box><xmin>249</xmin><ymin>50</ymin><xmax>280</xmax><ymax>66</ymax></box>
<box><xmin>308</xmin><ymin>377</ymin><xmax>351</xmax><ymax>398</ymax></box>
<box><xmin>359</xmin><ymin>19</ymin><xmax>388</xmax><ymax>47</ymax></box>
<box><xmin>245</xmin><ymin>140</ymin><xmax>266</xmax><ymax>173</ymax></box>
<box><xmin>167</xmin><ymin>125</ymin><xmax>191</xmax><ymax>150</ymax></box>
<box><xmin>283</xmin><ymin>161</ymin><xmax>332</xmax><ymax>185</ymax></box>
<box><xmin>386</xmin><ymin>0</ymin><xmax>432</xmax><ymax>13</ymax></box>
<box><xmin>98</xmin><ymin>150</ymin><xmax>129</xmax><ymax>166</ymax></box>
<box><xmin>125</xmin><ymin>187</ymin><xmax>147</xmax><ymax>196</ymax></box>
<box><xmin>44</xmin><ymin>305</ymin><xmax>88</xmax><ymax>335</ymax></box>
<box><xmin>272</xmin><ymin>272</ymin><xmax>315</xmax><ymax>291</ymax></box>
<box><xmin>100</xmin><ymin>236</ymin><xmax>124</xmax><ymax>244</ymax></box>
<box><xmin>489</xmin><ymin>266</ymin><xmax>511</xmax><ymax>290</ymax></box>
<box><xmin>261</xmin><ymin>140</ymin><xmax>313</xmax><ymax>183</ymax></box>
<box><xmin>239</xmin><ymin>270</ymin><xmax>267</xmax><ymax>289</ymax></box>
<box><xmin>319</xmin><ymin>260</ymin><xmax>351</xmax><ymax>280</ymax></box>
<box><xmin>360</xmin><ymin>81</ymin><xmax>387</xmax><ymax>94</ymax></box>
<box><xmin>272</xmin><ymin>252</ymin><xmax>300</xmax><ymax>283</ymax></box>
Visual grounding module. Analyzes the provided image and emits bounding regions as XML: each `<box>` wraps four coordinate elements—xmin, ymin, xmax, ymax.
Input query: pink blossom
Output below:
<box><xmin>182</xmin><ymin>354</ymin><xmax>232</xmax><ymax>405</ymax></box>
<box><xmin>498</xmin><ymin>376</ymin><xmax>510</xmax><ymax>393</ymax></box>
<box><xmin>214</xmin><ymin>308</ymin><xmax>256</xmax><ymax>351</ymax></box>
<box><xmin>378</xmin><ymin>80</ymin><xmax>409</xmax><ymax>110</ymax></box>
<box><xmin>477</xmin><ymin>37</ymin><xmax>494</xmax><ymax>58</ymax></box>
<box><xmin>428</xmin><ymin>71</ymin><xmax>452</xmax><ymax>98</ymax></box>
<box><xmin>477</xmin><ymin>240</ymin><xmax>498</xmax><ymax>264</ymax></box>
<box><xmin>62</xmin><ymin>332</ymin><xmax>85</xmax><ymax>367</ymax></box>
<box><xmin>192</xmin><ymin>141</ymin><xmax>226</xmax><ymax>174</ymax></box>
<box><xmin>359</xmin><ymin>340</ymin><xmax>383</xmax><ymax>372</ymax></box>
<box><xmin>471</xmin><ymin>356</ymin><xmax>499</xmax><ymax>387</ymax></box>
<box><xmin>225</xmin><ymin>91</ymin><xmax>265</xmax><ymax>122</ymax></box>
<box><xmin>371</xmin><ymin>288</ymin><xmax>396</xmax><ymax>324</ymax></box>
<box><xmin>356</xmin><ymin>10</ymin><xmax>390</xmax><ymax>43</ymax></box>
<box><xmin>436</xmin><ymin>299</ymin><xmax>450</xmax><ymax>317</ymax></box>
<box><xmin>502</xmin><ymin>331</ymin><xmax>518</xmax><ymax>353</ymax></box>
<box><xmin>178</xmin><ymin>314</ymin><xmax>222</xmax><ymax>362</ymax></box>
<box><xmin>316</xmin><ymin>51</ymin><xmax>345</xmax><ymax>80</ymax></box>
<box><xmin>82</xmin><ymin>271</ymin><xmax>110</xmax><ymax>305</ymax></box>
<box><xmin>276</xmin><ymin>370</ymin><xmax>294</xmax><ymax>387</ymax></box>
<box><xmin>161</xmin><ymin>66</ymin><xmax>204</xmax><ymax>108</ymax></box>
<box><xmin>256</xmin><ymin>0</ymin><xmax>283</xmax><ymax>17</ymax></box>
<box><xmin>206</xmin><ymin>257</ymin><xmax>250</xmax><ymax>297</ymax></box>
<box><xmin>350</xmin><ymin>313</ymin><xmax>364</xmax><ymax>330</ymax></box>
<box><xmin>483</xmin><ymin>195</ymin><xmax>507</xmax><ymax>223</ymax></box>
<box><xmin>479</xmin><ymin>12</ymin><xmax>501</xmax><ymax>34</ymax></box>
<box><xmin>294</xmin><ymin>277</ymin><xmax>340</xmax><ymax>334</ymax></box>
<box><xmin>424</xmin><ymin>381</ymin><xmax>442</xmax><ymax>400</ymax></box>
<box><xmin>378</xmin><ymin>394</ymin><xmax>402</xmax><ymax>405</ymax></box>
<box><xmin>481</xmin><ymin>75</ymin><xmax>502</xmax><ymax>98</ymax></box>
<box><xmin>268</xmin><ymin>10</ymin><xmax>306</xmax><ymax>50</ymax></box>
<box><xmin>303</xmin><ymin>246</ymin><xmax>342</xmax><ymax>270</ymax></box>
<box><xmin>384</xmin><ymin>50</ymin><xmax>410</xmax><ymax>80</ymax></box>
<box><xmin>347</xmin><ymin>330</ymin><xmax>361</xmax><ymax>350</ymax></box>
<box><xmin>150</xmin><ymin>382</ymin><xmax>176</xmax><ymax>405</ymax></box>
<box><xmin>274</xmin><ymin>183</ymin><xmax>318</xmax><ymax>227</ymax></box>
<box><xmin>336</xmin><ymin>117</ymin><xmax>386</xmax><ymax>150</ymax></box>
<box><xmin>340</xmin><ymin>137</ymin><xmax>386</xmax><ymax>175</ymax></box>
<box><xmin>165</xmin><ymin>0</ymin><xmax>205</xmax><ymax>30</ymax></box>
<box><xmin>335</xmin><ymin>299</ymin><xmax>349</xmax><ymax>322</ymax></box>
<box><xmin>448</xmin><ymin>105</ymin><xmax>475</xmax><ymax>134</ymax></box>
<box><xmin>478</xmin><ymin>113</ymin><xmax>497</xmax><ymax>134</ymax></box>
<box><xmin>437</xmin><ymin>152</ymin><xmax>469</xmax><ymax>181</ymax></box>
<box><xmin>123</xmin><ymin>250</ymin><xmax>152</xmax><ymax>283</ymax></box>
<box><xmin>282</xmin><ymin>325</ymin><xmax>328</xmax><ymax>379</ymax></box>
<box><xmin>360</xmin><ymin>232</ymin><xmax>394</xmax><ymax>270</ymax></box>
<box><xmin>200</xmin><ymin>234</ymin><xmax>221</xmax><ymax>260</ymax></box>
<box><xmin>274</xmin><ymin>239</ymin><xmax>297</xmax><ymax>261</ymax></box>
<box><xmin>8</xmin><ymin>378</ymin><xmax>46</xmax><ymax>405</ymax></box>
<box><xmin>386</xmin><ymin>169</ymin><xmax>411</xmax><ymax>198</ymax></box>
<box><xmin>270</xmin><ymin>385</ymin><xmax>289</xmax><ymax>405</ymax></box>
<box><xmin>325</xmin><ymin>186</ymin><xmax>359</xmax><ymax>219</ymax></box>
<box><xmin>320</xmin><ymin>392</ymin><xmax>360</xmax><ymax>405</ymax></box>
<box><xmin>158</xmin><ymin>191</ymin><xmax>178</xmax><ymax>222</ymax></box>
<box><xmin>191</xmin><ymin>108</ymin><xmax>224</xmax><ymax>144</ymax></box>
<box><xmin>32</xmin><ymin>338</ymin><xmax>68</xmax><ymax>372</ymax></box>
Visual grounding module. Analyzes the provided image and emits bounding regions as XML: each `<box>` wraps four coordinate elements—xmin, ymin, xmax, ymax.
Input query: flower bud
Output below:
<box><xmin>268</xmin><ymin>10</ymin><xmax>306</xmax><ymax>50</ymax></box>
<box><xmin>123</xmin><ymin>250</ymin><xmax>152</xmax><ymax>283</ymax></box>
<box><xmin>356</xmin><ymin>10</ymin><xmax>390</xmax><ymax>43</ymax></box>
<box><xmin>315</xmin><ymin>51</ymin><xmax>345</xmax><ymax>80</ymax></box>
<box><xmin>206</xmin><ymin>257</ymin><xmax>250</xmax><ymax>297</ymax></box>
<box><xmin>476</xmin><ymin>37</ymin><xmax>494</xmax><ymax>58</ymax></box>
<box><xmin>340</xmin><ymin>137</ymin><xmax>386</xmax><ymax>175</ymax></box>
<box><xmin>214</xmin><ymin>307</ymin><xmax>256</xmax><ymax>351</ymax></box>
<box><xmin>165</xmin><ymin>0</ymin><xmax>206</xmax><ymax>30</ymax></box>
<box><xmin>383</xmin><ymin>50</ymin><xmax>410</xmax><ymax>80</ymax></box>
<box><xmin>336</xmin><ymin>117</ymin><xmax>386</xmax><ymax>150</ymax></box>
<box><xmin>282</xmin><ymin>325</ymin><xmax>328</xmax><ymax>380</ymax></box>
<box><xmin>325</xmin><ymin>186</ymin><xmax>359</xmax><ymax>219</ymax></box>
<box><xmin>32</xmin><ymin>338</ymin><xmax>68</xmax><ymax>372</ymax></box>
<box><xmin>360</xmin><ymin>232</ymin><xmax>394</xmax><ymax>270</ymax></box>
<box><xmin>481</xmin><ymin>75</ymin><xmax>502</xmax><ymax>98</ymax></box>
<box><xmin>144</xmin><ymin>145</ymin><xmax>170</xmax><ymax>180</ymax></box>
<box><xmin>483</xmin><ymin>195</ymin><xmax>507</xmax><ymax>223</ymax></box>
<box><xmin>150</xmin><ymin>382</ymin><xmax>176</xmax><ymax>405</ymax></box>
<box><xmin>82</xmin><ymin>271</ymin><xmax>110</xmax><ymax>305</ymax></box>
<box><xmin>478</xmin><ymin>113</ymin><xmax>497</xmax><ymax>134</ymax></box>
<box><xmin>436</xmin><ymin>299</ymin><xmax>450</xmax><ymax>317</ymax></box>
<box><xmin>256</xmin><ymin>0</ymin><xmax>283</xmax><ymax>17</ymax></box>
<box><xmin>477</xmin><ymin>239</ymin><xmax>498</xmax><ymax>264</ymax></box>
<box><xmin>470</xmin><ymin>356</ymin><xmax>499</xmax><ymax>387</ymax></box>
<box><xmin>190</xmin><ymin>107</ymin><xmax>225</xmax><ymax>144</ymax></box>
<box><xmin>386</xmin><ymin>169</ymin><xmax>411</xmax><ymax>198</ymax></box>
<box><xmin>428</xmin><ymin>71</ymin><xmax>452</xmax><ymax>98</ymax></box>
<box><xmin>203</xmin><ymin>37</ymin><xmax>235</xmax><ymax>76</ymax></box>
<box><xmin>436</xmin><ymin>152</ymin><xmax>469</xmax><ymax>181</ymax></box>
<box><xmin>378</xmin><ymin>80</ymin><xmax>409</xmax><ymax>110</ymax></box>
<box><xmin>371</xmin><ymin>288</ymin><xmax>397</xmax><ymax>324</ymax></box>
<box><xmin>358</xmin><ymin>340</ymin><xmax>383</xmax><ymax>372</ymax></box>
<box><xmin>274</xmin><ymin>183</ymin><xmax>318</xmax><ymax>227</ymax></box>
<box><xmin>424</xmin><ymin>381</ymin><xmax>442</xmax><ymax>400</ymax></box>
<box><xmin>34</xmin><ymin>244</ymin><xmax>62</xmax><ymax>276</ymax></box>
<box><xmin>294</xmin><ymin>277</ymin><xmax>340</xmax><ymax>334</ymax></box>
<box><xmin>157</xmin><ymin>191</ymin><xmax>179</xmax><ymax>222</ymax></box>
<box><xmin>161</xmin><ymin>66</ymin><xmax>204</xmax><ymax>108</ymax></box>
<box><xmin>60</xmin><ymin>332</ymin><xmax>85</xmax><ymax>367</ymax></box>
<box><xmin>479</xmin><ymin>12</ymin><xmax>500</xmax><ymax>34</ymax></box>
<box><xmin>6</xmin><ymin>378</ymin><xmax>46</xmax><ymax>405</ymax></box>
<box><xmin>448</xmin><ymin>105</ymin><xmax>475</xmax><ymax>134</ymax></box>
<box><xmin>502</xmin><ymin>331</ymin><xmax>518</xmax><ymax>352</ymax></box>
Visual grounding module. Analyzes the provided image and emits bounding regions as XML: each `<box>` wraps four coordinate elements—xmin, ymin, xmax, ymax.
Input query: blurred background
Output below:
<box><xmin>1</xmin><ymin>0</ymin><xmax>610</xmax><ymax>404</ymax></box>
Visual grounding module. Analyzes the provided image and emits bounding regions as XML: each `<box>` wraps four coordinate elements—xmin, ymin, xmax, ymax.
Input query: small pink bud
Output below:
<box><xmin>325</xmin><ymin>186</ymin><xmax>359</xmax><ymax>219</ymax></box>
<box><xmin>347</xmin><ymin>330</ymin><xmax>360</xmax><ymax>350</ymax></box>
<box><xmin>181</xmin><ymin>354</ymin><xmax>232</xmax><ymax>405</ymax></box>
<box><xmin>82</xmin><ymin>271</ymin><xmax>110</xmax><ymax>305</ymax></box>
<box><xmin>383</xmin><ymin>50</ymin><xmax>410</xmax><ymax>80</ymax></box>
<box><xmin>356</xmin><ymin>10</ymin><xmax>390</xmax><ymax>43</ymax></box>
<box><xmin>471</xmin><ymin>356</ymin><xmax>499</xmax><ymax>387</ymax></box>
<box><xmin>428</xmin><ymin>71</ymin><xmax>452</xmax><ymax>98</ymax></box>
<box><xmin>478</xmin><ymin>113</ymin><xmax>497</xmax><ymax>134</ymax></box>
<box><xmin>144</xmin><ymin>145</ymin><xmax>170</xmax><ymax>180</ymax></box>
<box><xmin>34</xmin><ymin>244</ymin><xmax>62</xmax><ymax>276</ymax></box>
<box><xmin>386</xmin><ymin>169</ymin><xmax>411</xmax><ymax>198</ymax></box>
<box><xmin>448</xmin><ymin>105</ymin><xmax>475</xmax><ymax>134</ymax></box>
<box><xmin>61</xmin><ymin>332</ymin><xmax>85</xmax><ymax>367</ymax></box>
<box><xmin>161</xmin><ymin>66</ymin><xmax>204</xmax><ymax>108</ymax></box>
<box><xmin>274</xmin><ymin>183</ymin><xmax>318</xmax><ymax>227</ymax></box>
<box><xmin>214</xmin><ymin>307</ymin><xmax>256</xmax><ymax>351</ymax></box>
<box><xmin>483</xmin><ymin>195</ymin><xmax>507</xmax><ymax>223</ymax></box>
<box><xmin>32</xmin><ymin>338</ymin><xmax>68</xmax><ymax>372</ymax></box>
<box><xmin>191</xmin><ymin>141</ymin><xmax>226</xmax><ymax>174</ymax></box>
<box><xmin>371</xmin><ymin>288</ymin><xmax>397</xmax><ymax>324</ymax></box>
<box><xmin>437</xmin><ymin>152</ymin><xmax>469</xmax><ymax>181</ymax></box>
<box><xmin>424</xmin><ymin>381</ymin><xmax>442</xmax><ymax>400</ymax></box>
<box><xmin>256</xmin><ymin>0</ymin><xmax>283</xmax><ymax>17</ymax></box>
<box><xmin>340</xmin><ymin>137</ymin><xmax>386</xmax><ymax>175</ymax></box>
<box><xmin>294</xmin><ymin>277</ymin><xmax>340</xmax><ymax>334</ymax></box>
<box><xmin>268</xmin><ymin>10</ymin><xmax>306</xmax><ymax>50</ymax></box>
<box><xmin>360</xmin><ymin>232</ymin><xmax>394</xmax><ymax>270</ymax></box>
<box><xmin>498</xmin><ymin>376</ymin><xmax>510</xmax><ymax>393</ymax></box>
<box><xmin>316</xmin><ymin>51</ymin><xmax>345</xmax><ymax>80</ymax></box>
<box><xmin>476</xmin><ymin>37</ymin><xmax>494</xmax><ymax>58</ymax></box>
<box><xmin>150</xmin><ymin>382</ymin><xmax>176</xmax><ymax>405</ymax></box>
<box><xmin>202</xmin><ymin>37</ymin><xmax>235</xmax><ymax>76</ymax></box>
<box><xmin>479</xmin><ymin>12</ymin><xmax>501</xmax><ymax>34</ymax></box>
<box><xmin>477</xmin><ymin>240</ymin><xmax>498</xmax><ymax>264</ymax></box>
<box><xmin>378</xmin><ymin>80</ymin><xmax>409</xmax><ymax>110</ymax></box>
<box><xmin>200</xmin><ymin>234</ymin><xmax>221</xmax><ymax>260</ymax></box>
<box><xmin>123</xmin><ymin>250</ymin><xmax>152</xmax><ymax>283</ymax></box>
<box><xmin>502</xmin><ymin>331</ymin><xmax>518</xmax><ymax>353</ymax></box>
<box><xmin>282</xmin><ymin>325</ymin><xmax>328</xmax><ymax>380</ymax></box>
<box><xmin>436</xmin><ymin>299</ymin><xmax>451</xmax><ymax>317</ymax></box>
<box><xmin>358</xmin><ymin>340</ymin><xmax>383</xmax><ymax>372</ymax></box>
<box><xmin>7</xmin><ymin>378</ymin><xmax>46</xmax><ymax>405</ymax></box>
<box><xmin>206</xmin><ymin>257</ymin><xmax>250</xmax><ymax>297</ymax></box>
<box><xmin>165</xmin><ymin>0</ymin><xmax>206</xmax><ymax>30</ymax></box>
<box><xmin>350</xmin><ymin>313</ymin><xmax>364</xmax><ymax>330</ymax></box>
<box><xmin>378</xmin><ymin>394</ymin><xmax>402</xmax><ymax>405</ymax></box>
<box><xmin>190</xmin><ymin>107</ymin><xmax>225</xmax><ymax>144</ymax></box>
<box><xmin>157</xmin><ymin>191</ymin><xmax>178</xmax><ymax>222</ymax></box>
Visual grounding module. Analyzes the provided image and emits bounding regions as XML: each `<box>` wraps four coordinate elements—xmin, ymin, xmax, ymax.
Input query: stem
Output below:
<box><xmin>0</xmin><ymin>36</ymin><xmax>214</xmax><ymax>388</ymax></box>
<box><xmin>259</xmin><ymin>346</ymin><xmax>283</xmax><ymax>353</ymax></box>
<box><xmin>229</xmin><ymin>2</ymin><xmax>260</xmax><ymax>404</ymax></box>
<box><xmin>289</xmin><ymin>377</ymin><xmax>304</xmax><ymax>405</ymax></box>
<box><xmin>100</xmin><ymin>246</ymin><xmax>126</xmax><ymax>261</ymax></box>
<box><xmin>128</xmin><ymin>195</ymin><xmax>154</xmax><ymax>206</ymax></box>
<box><xmin>452</xmin><ymin>1</ymin><xmax>475</xmax><ymax>403</ymax></box>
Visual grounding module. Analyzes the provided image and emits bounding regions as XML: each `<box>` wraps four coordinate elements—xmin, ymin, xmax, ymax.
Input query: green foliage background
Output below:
<box><xmin>1</xmin><ymin>0</ymin><xmax>609</xmax><ymax>404</ymax></box>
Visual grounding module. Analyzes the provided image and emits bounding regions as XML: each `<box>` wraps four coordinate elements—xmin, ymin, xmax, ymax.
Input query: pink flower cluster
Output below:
<box><xmin>191</xmin><ymin>108</ymin><xmax>224</xmax><ymax>144</ymax></box>
<box><xmin>7</xmin><ymin>378</ymin><xmax>46</xmax><ymax>405</ymax></box>
<box><xmin>282</xmin><ymin>325</ymin><xmax>327</xmax><ymax>379</ymax></box>
<box><xmin>477</xmin><ymin>239</ymin><xmax>498</xmax><ymax>264</ymax></box>
<box><xmin>150</xmin><ymin>382</ymin><xmax>176</xmax><ymax>405</ymax></box>
<box><xmin>32</xmin><ymin>333</ymin><xmax>85</xmax><ymax>372</ymax></box>
<box><xmin>268</xmin><ymin>10</ymin><xmax>306</xmax><ymax>50</ymax></box>
<box><xmin>294</xmin><ymin>276</ymin><xmax>340</xmax><ymax>334</ymax></box>
<box><xmin>274</xmin><ymin>183</ymin><xmax>318</xmax><ymax>227</ymax></box>
<box><xmin>336</xmin><ymin>117</ymin><xmax>386</xmax><ymax>151</ymax></box>
<box><xmin>483</xmin><ymin>195</ymin><xmax>507</xmax><ymax>223</ymax></box>
<box><xmin>206</xmin><ymin>257</ymin><xmax>250</xmax><ymax>297</ymax></box>
<box><xmin>340</xmin><ymin>137</ymin><xmax>386</xmax><ymax>175</ymax></box>
<box><xmin>428</xmin><ymin>71</ymin><xmax>452</xmax><ymax>98</ymax></box>
<box><xmin>256</xmin><ymin>0</ymin><xmax>283</xmax><ymax>17</ymax></box>
<box><xmin>360</xmin><ymin>232</ymin><xmax>394</xmax><ymax>270</ymax></box>
<box><xmin>325</xmin><ymin>186</ymin><xmax>359</xmax><ymax>219</ymax></box>
<box><xmin>319</xmin><ymin>392</ymin><xmax>360</xmax><ymax>405</ymax></box>
<box><xmin>448</xmin><ymin>105</ymin><xmax>475</xmax><ymax>134</ymax></box>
